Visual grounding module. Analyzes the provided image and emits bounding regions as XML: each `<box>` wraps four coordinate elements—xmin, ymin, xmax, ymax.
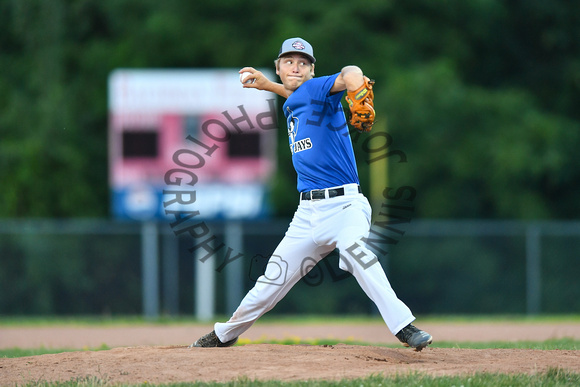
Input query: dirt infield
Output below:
<box><xmin>1</xmin><ymin>322</ymin><xmax>579</xmax><ymax>384</ymax></box>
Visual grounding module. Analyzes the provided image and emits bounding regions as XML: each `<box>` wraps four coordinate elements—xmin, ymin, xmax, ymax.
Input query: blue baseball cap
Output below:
<box><xmin>278</xmin><ymin>37</ymin><xmax>316</xmax><ymax>63</ymax></box>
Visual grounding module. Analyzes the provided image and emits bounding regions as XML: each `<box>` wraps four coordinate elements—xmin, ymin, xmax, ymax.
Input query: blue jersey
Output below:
<box><xmin>283</xmin><ymin>73</ymin><xmax>360</xmax><ymax>192</ymax></box>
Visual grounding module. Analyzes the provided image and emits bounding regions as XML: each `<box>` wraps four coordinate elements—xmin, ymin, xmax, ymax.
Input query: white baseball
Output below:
<box><xmin>240</xmin><ymin>72</ymin><xmax>254</xmax><ymax>84</ymax></box>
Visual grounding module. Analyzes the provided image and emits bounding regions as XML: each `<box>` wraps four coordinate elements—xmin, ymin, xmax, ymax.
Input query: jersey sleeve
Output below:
<box><xmin>305</xmin><ymin>73</ymin><xmax>343</xmax><ymax>103</ymax></box>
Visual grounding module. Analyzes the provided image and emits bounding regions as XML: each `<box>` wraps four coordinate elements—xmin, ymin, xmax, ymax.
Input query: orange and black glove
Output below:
<box><xmin>345</xmin><ymin>77</ymin><xmax>375</xmax><ymax>133</ymax></box>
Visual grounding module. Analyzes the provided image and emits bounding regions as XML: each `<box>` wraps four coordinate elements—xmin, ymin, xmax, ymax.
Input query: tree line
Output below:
<box><xmin>1</xmin><ymin>0</ymin><xmax>579</xmax><ymax>219</ymax></box>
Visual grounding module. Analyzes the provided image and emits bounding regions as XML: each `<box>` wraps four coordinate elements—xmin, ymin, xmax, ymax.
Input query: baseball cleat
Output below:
<box><xmin>395</xmin><ymin>324</ymin><xmax>433</xmax><ymax>351</ymax></box>
<box><xmin>189</xmin><ymin>330</ymin><xmax>238</xmax><ymax>348</ymax></box>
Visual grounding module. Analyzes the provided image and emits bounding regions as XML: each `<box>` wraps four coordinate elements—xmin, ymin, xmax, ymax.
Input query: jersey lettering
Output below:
<box><xmin>287</xmin><ymin>106</ymin><xmax>314</xmax><ymax>155</ymax></box>
<box><xmin>292</xmin><ymin>138</ymin><xmax>312</xmax><ymax>153</ymax></box>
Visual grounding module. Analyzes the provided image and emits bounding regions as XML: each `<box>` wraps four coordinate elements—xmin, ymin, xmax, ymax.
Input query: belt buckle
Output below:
<box><xmin>311</xmin><ymin>189</ymin><xmax>320</xmax><ymax>201</ymax></box>
<box><xmin>311</xmin><ymin>189</ymin><xmax>324</xmax><ymax>201</ymax></box>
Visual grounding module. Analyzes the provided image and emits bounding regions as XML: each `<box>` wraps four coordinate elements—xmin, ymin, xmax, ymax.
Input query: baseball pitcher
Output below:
<box><xmin>192</xmin><ymin>37</ymin><xmax>432</xmax><ymax>351</ymax></box>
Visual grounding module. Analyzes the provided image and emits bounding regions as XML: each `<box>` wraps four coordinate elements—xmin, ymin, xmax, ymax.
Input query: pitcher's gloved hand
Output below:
<box><xmin>345</xmin><ymin>77</ymin><xmax>375</xmax><ymax>132</ymax></box>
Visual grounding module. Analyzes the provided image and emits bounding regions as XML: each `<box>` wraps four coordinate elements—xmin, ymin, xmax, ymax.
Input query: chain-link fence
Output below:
<box><xmin>1</xmin><ymin>219</ymin><xmax>578</xmax><ymax>316</ymax></box>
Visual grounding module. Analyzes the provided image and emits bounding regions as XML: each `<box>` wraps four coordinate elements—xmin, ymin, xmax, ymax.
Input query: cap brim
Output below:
<box><xmin>278</xmin><ymin>51</ymin><xmax>316</xmax><ymax>63</ymax></box>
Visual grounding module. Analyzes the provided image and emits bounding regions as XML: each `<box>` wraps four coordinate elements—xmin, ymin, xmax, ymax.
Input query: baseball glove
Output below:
<box><xmin>345</xmin><ymin>77</ymin><xmax>375</xmax><ymax>132</ymax></box>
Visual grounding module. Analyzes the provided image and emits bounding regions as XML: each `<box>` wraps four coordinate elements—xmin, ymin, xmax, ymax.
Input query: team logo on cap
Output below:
<box><xmin>292</xmin><ymin>41</ymin><xmax>305</xmax><ymax>50</ymax></box>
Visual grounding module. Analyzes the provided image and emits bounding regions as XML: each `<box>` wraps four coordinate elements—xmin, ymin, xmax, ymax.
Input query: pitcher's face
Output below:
<box><xmin>276</xmin><ymin>54</ymin><xmax>314</xmax><ymax>92</ymax></box>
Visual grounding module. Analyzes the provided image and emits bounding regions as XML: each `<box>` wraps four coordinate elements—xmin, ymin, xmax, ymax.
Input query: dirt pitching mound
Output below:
<box><xmin>1</xmin><ymin>344</ymin><xmax>579</xmax><ymax>385</ymax></box>
<box><xmin>1</xmin><ymin>322</ymin><xmax>579</xmax><ymax>384</ymax></box>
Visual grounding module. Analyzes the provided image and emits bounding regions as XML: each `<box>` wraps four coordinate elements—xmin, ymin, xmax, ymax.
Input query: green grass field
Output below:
<box><xmin>7</xmin><ymin>370</ymin><xmax>575</xmax><ymax>387</ymax></box>
<box><xmin>1</xmin><ymin>315</ymin><xmax>579</xmax><ymax>386</ymax></box>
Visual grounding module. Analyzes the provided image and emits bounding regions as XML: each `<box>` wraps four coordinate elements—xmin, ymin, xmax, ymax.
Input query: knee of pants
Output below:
<box><xmin>338</xmin><ymin>241</ymin><xmax>379</xmax><ymax>274</ymax></box>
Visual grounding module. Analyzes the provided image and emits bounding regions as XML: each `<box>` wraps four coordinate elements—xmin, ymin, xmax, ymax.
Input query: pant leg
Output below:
<box><xmin>320</xmin><ymin>195</ymin><xmax>415</xmax><ymax>335</ymax></box>
<box><xmin>338</xmin><ymin>241</ymin><xmax>415</xmax><ymax>335</ymax></box>
<box><xmin>215</xmin><ymin>202</ymin><xmax>332</xmax><ymax>342</ymax></box>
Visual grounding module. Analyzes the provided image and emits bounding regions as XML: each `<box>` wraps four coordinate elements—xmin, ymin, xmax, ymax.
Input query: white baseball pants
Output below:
<box><xmin>215</xmin><ymin>183</ymin><xmax>415</xmax><ymax>342</ymax></box>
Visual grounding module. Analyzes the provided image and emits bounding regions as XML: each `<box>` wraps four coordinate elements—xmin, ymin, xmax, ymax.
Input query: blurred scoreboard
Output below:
<box><xmin>108</xmin><ymin>69</ymin><xmax>278</xmax><ymax>220</ymax></box>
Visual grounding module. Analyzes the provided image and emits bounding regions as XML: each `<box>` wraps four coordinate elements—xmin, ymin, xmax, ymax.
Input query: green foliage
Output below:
<box><xmin>383</xmin><ymin>60</ymin><xmax>580</xmax><ymax>218</ymax></box>
<box><xmin>0</xmin><ymin>0</ymin><xmax>579</xmax><ymax>219</ymax></box>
